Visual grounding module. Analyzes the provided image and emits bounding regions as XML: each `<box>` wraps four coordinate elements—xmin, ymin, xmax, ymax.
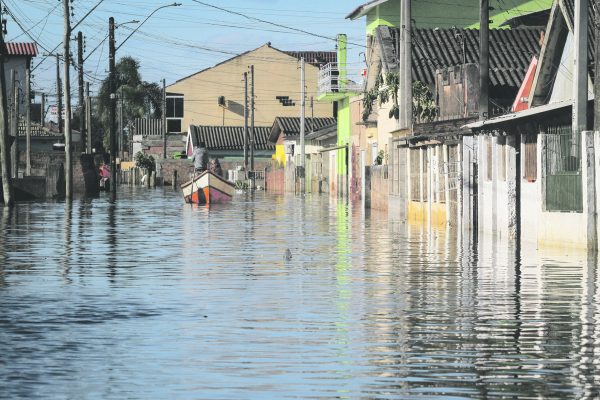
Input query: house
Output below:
<box><xmin>268</xmin><ymin>116</ymin><xmax>336</xmax><ymax>193</ymax></box>
<box><xmin>187</xmin><ymin>124</ymin><xmax>273</xmax><ymax>160</ymax></box>
<box><xmin>3</xmin><ymin>42</ymin><xmax>38</xmax><ymax>118</ymax></box>
<box><xmin>346</xmin><ymin>0</ymin><xmax>552</xmax><ymax>217</ymax></box>
<box><xmin>166</xmin><ymin>43</ymin><xmax>336</xmax><ymax>134</ymax></box>
<box><xmin>397</xmin><ymin>27</ymin><xmax>542</xmax><ymax>226</ymax></box>
<box><xmin>463</xmin><ymin>0</ymin><xmax>598</xmax><ymax>250</ymax></box>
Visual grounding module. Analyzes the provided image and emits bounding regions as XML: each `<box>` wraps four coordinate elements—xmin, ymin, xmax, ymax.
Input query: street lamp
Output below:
<box><xmin>84</xmin><ymin>20</ymin><xmax>139</xmax><ymax>62</ymax></box>
<box><xmin>107</xmin><ymin>3</ymin><xmax>181</xmax><ymax>199</ymax></box>
<box><xmin>116</xmin><ymin>3</ymin><xmax>182</xmax><ymax>51</ymax></box>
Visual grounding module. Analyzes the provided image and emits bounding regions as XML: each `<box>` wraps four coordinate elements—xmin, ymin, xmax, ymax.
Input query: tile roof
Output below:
<box><xmin>4</xmin><ymin>42</ymin><xmax>38</xmax><ymax>57</ymax></box>
<box><xmin>376</xmin><ymin>26</ymin><xmax>542</xmax><ymax>88</ymax></box>
<box><xmin>269</xmin><ymin>117</ymin><xmax>337</xmax><ymax>143</ymax></box>
<box><xmin>284</xmin><ymin>51</ymin><xmax>337</xmax><ymax>68</ymax></box>
<box><xmin>189</xmin><ymin>125</ymin><xmax>273</xmax><ymax>151</ymax></box>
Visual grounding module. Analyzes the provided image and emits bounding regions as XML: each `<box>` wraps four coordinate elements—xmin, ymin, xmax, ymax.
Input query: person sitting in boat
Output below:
<box><xmin>209</xmin><ymin>157</ymin><xmax>223</xmax><ymax>177</ymax></box>
<box><xmin>192</xmin><ymin>141</ymin><xmax>209</xmax><ymax>173</ymax></box>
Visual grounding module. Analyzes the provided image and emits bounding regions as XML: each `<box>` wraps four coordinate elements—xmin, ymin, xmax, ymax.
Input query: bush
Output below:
<box><xmin>134</xmin><ymin>152</ymin><xmax>155</xmax><ymax>172</ymax></box>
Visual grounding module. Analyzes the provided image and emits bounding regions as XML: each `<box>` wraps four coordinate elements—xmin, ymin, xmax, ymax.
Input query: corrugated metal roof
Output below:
<box><xmin>269</xmin><ymin>117</ymin><xmax>337</xmax><ymax>143</ymax></box>
<box><xmin>4</xmin><ymin>42</ymin><xmax>38</xmax><ymax>57</ymax></box>
<box><xmin>189</xmin><ymin>125</ymin><xmax>273</xmax><ymax>151</ymax></box>
<box><xmin>284</xmin><ymin>51</ymin><xmax>337</xmax><ymax>68</ymax></box>
<box><xmin>377</xmin><ymin>26</ymin><xmax>542</xmax><ymax>88</ymax></box>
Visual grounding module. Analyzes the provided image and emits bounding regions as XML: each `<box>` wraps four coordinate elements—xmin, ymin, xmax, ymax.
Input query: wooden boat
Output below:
<box><xmin>181</xmin><ymin>170</ymin><xmax>235</xmax><ymax>205</ymax></box>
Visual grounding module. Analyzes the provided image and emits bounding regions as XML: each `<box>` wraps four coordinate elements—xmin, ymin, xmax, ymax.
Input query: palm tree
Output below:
<box><xmin>97</xmin><ymin>57</ymin><xmax>163</xmax><ymax>148</ymax></box>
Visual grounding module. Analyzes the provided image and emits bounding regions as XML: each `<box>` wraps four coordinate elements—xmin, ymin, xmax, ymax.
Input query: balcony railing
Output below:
<box><xmin>318</xmin><ymin>63</ymin><xmax>362</xmax><ymax>96</ymax></box>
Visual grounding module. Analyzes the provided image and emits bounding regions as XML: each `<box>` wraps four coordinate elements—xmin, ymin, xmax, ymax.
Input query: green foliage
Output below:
<box><xmin>375</xmin><ymin>150</ymin><xmax>385</xmax><ymax>165</ymax></box>
<box><xmin>234</xmin><ymin>180</ymin><xmax>249</xmax><ymax>191</ymax></box>
<box><xmin>134</xmin><ymin>151</ymin><xmax>155</xmax><ymax>172</ymax></box>
<box><xmin>362</xmin><ymin>72</ymin><xmax>401</xmax><ymax>122</ymax></box>
<box><xmin>412</xmin><ymin>81</ymin><xmax>438</xmax><ymax>123</ymax></box>
<box><xmin>97</xmin><ymin>57</ymin><xmax>163</xmax><ymax>148</ymax></box>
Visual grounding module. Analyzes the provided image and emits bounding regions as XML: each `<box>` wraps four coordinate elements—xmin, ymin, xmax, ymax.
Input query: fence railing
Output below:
<box><xmin>318</xmin><ymin>63</ymin><xmax>362</xmax><ymax>96</ymax></box>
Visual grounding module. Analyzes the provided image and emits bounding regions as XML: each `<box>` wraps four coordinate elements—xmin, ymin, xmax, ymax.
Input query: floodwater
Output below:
<box><xmin>1</xmin><ymin>187</ymin><xmax>599</xmax><ymax>399</ymax></box>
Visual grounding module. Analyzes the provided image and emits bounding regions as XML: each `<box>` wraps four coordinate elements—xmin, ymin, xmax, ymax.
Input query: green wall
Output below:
<box><xmin>337</xmin><ymin>97</ymin><xmax>351</xmax><ymax>176</ymax></box>
<box><xmin>365</xmin><ymin>0</ymin><xmax>553</xmax><ymax>34</ymax></box>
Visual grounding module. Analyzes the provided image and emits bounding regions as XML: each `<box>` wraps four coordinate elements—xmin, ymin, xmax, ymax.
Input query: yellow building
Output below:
<box><xmin>166</xmin><ymin>44</ymin><xmax>337</xmax><ymax>134</ymax></box>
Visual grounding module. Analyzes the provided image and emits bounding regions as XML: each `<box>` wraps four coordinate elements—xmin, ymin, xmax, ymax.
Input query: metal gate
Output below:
<box><xmin>544</xmin><ymin>126</ymin><xmax>582</xmax><ymax>212</ymax></box>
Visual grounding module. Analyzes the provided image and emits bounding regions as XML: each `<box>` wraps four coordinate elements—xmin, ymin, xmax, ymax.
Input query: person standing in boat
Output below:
<box><xmin>192</xmin><ymin>141</ymin><xmax>209</xmax><ymax>173</ymax></box>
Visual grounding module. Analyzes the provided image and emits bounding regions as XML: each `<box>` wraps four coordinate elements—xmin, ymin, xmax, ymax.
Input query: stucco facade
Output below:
<box><xmin>167</xmin><ymin>44</ymin><xmax>334</xmax><ymax>132</ymax></box>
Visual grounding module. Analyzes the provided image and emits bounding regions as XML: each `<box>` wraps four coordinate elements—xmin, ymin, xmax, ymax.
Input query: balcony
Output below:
<box><xmin>318</xmin><ymin>63</ymin><xmax>362</xmax><ymax>100</ymax></box>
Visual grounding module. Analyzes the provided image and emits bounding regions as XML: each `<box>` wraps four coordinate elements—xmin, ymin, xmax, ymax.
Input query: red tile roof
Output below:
<box><xmin>4</xmin><ymin>42</ymin><xmax>38</xmax><ymax>57</ymax></box>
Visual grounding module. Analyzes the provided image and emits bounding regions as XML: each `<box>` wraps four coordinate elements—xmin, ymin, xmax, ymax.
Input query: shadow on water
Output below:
<box><xmin>0</xmin><ymin>188</ymin><xmax>600</xmax><ymax>398</ymax></box>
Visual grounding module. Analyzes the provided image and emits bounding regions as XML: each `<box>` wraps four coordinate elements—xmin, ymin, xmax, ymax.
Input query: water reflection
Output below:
<box><xmin>0</xmin><ymin>188</ymin><xmax>599</xmax><ymax>398</ymax></box>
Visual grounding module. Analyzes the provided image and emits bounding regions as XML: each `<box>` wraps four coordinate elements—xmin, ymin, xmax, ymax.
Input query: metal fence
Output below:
<box><xmin>544</xmin><ymin>126</ymin><xmax>582</xmax><ymax>212</ymax></box>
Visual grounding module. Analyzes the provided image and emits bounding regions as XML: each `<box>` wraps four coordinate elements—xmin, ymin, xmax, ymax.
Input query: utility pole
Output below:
<box><xmin>573</xmin><ymin>0</ymin><xmax>588</xmax><ymax>135</ymax></box>
<box><xmin>300</xmin><ymin>57</ymin><xmax>306</xmax><ymax>193</ymax></box>
<box><xmin>243</xmin><ymin>71</ymin><xmax>248</xmax><ymax>174</ymax></box>
<box><xmin>10</xmin><ymin>69</ymin><xmax>18</xmax><ymax>179</ymax></box>
<box><xmin>77</xmin><ymin>31</ymin><xmax>86</xmax><ymax>153</ymax></box>
<box><xmin>479</xmin><ymin>0</ymin><xmax>489</xmax><ymax>120</ymax></box>
<box><xmin>162</xmin><ymin>78</ymin><xmax>167</xmax><ymax>159</ymax></box>
<box><xmin>41</xmin><ymin>93</ymin><xmax>45</xmax><ymax>124</ymax></box>
<box><xmin>0</xmin><ymin>4</ymin><xmax>13</xmax><ymax>206</ymax></box>
<box><xmin>120</xmin><ymin>87</ymin><xmax>125</xmax><ymax>160</ymax></box>
<box><xmin>26</xmin><ymin>60</ymin><xmax>31</xmax><ymax>176</ymax></box>
<box><xmin>250</xmin><ymin>65</ymin><xmax>255</xmax><ymax>180</ymax></box>
<box><xmin>56</xmin><ymin>54</ymin><xmax>63</xmax><ymax>133</ymax></box>
<box><xmin>63</xmin><ymin>0</ymin><xmax>73</xmax><ymax>200</ymax></box>
<box><xmin>108</xmin><ymin>16</ymin><xmax>117</xmax><ymax>199</ymax></box>
<box><xmin>401</xmin><ymin>0</ymin><xmax>412</xmax><ymax>128</ymax></box>
<box><xmin>85</xmin><ymin>82</ymin><xmax>92</xmax><ymax>154</ymax></box>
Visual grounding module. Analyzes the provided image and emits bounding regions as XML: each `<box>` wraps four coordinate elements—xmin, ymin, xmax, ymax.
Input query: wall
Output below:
<box><xmin>3</xmin><ymin>56</ymin><xmax>27</xmax><ymax>117</ymax></box>
<box><xmin>167</xmin><ymin>45</ymin><xmax>334</xmax><ymax>130</ymax></box>
<box><xmin>368</xmin><ymin>165</ymin><xmax>389</xmax><ymax>211</ymax></box>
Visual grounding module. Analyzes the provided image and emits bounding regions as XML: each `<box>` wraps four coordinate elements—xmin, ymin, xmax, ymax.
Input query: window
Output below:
<box><xmin>166</xmin><ymin>96</ymin><xmax>184</xmax><ymax>118</ymax></box>
<box><xmin>544</xmin><ymin>126</ymin><xmax>582</xmax><ymax>212</ymax></box>
<box><xmin>485</xmin><ymin>136</ymin><xmax>492</xmax><ymax>181</ymax></box>
<box><xmin>498</xmin><ymin>136</ymin><xmax>506</xmax><ymax>181</ymax></box>
<box><xmin>167</xmin><ymin>119</ymin><xmax>181</xmax><ymax>134</ymax></box>
<box><xmin>523</xmin><ymin>133</ymin><xmax>537</xmax><ymax>182</ymax></box>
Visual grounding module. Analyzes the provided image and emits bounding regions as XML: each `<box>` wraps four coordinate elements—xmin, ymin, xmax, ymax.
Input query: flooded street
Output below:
<box><xmin>1</xmin><ymin>187</ymin><xmax>600</xmax><ymax>399</ymax></box>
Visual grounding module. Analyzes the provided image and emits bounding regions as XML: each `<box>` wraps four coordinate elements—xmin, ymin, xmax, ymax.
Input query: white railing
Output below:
<box><xmin>318</xmin><ymin>63</ymin><xmax>363</xmax><ymax>96</ymax></box>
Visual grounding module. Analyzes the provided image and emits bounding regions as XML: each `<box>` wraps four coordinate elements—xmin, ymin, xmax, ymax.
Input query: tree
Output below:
<box><xmin>97</xmin><ymin>57</ymin><xmax>163</xmax><ymax>148</ymax></box>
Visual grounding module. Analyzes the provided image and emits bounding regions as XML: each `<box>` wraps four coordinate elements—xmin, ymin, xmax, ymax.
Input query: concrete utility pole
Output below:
<box><xmin>10</xmin><ymin>69</ymin><xmax>18</xmax><ymax>179</ymax></box>
<box><xmin>162</xmin><ymin>78</ymin><xmax>167</xmax><ymax>159</ymax></box>
<box><xmin>85</xmin><ymin>82</ymin><xmax>92</xmax><ymax>154</ymax></box>
<box><xmin>56</xmin><ymin>54</ymin><xmax>63</xmax><ymax>134</ymax></box>
<box><xmin>250</xmin><ymin>65</ymin><xmax>255</xmax><ymax>178</ymax></box>
<box><xmin>63</xmin><ymin>0</ymin><xmax>73</xmax><ymax>200</ymax></box>
<box><xmin>243</xmin><ymin>71</ymin><xmax>248</xmax><ymax>173</ymax></box>
<box><xmin>0</xmin><ymin>4</ymin><xmax>14</xmax><ymax>205</ymax></box>
<box><xmin>300</xmin><ymin>57</ymin><xmax>306</xmax><ymax>193</ymax></box>
<box><xmin>77</xmin><ymin>31</ymin><xmax>86</xmax><ymax>153</ymax></box>
<box><xmin>573</xmin><ymin>0</ymin><xmax>588</xmax><ymax>135</ymax></box>
<box><xmin>41</xmin><ymin>93</ymin><xmax>45</xmax><ymax>124</ymax></box>
<box><xmin>26</xmin><ymin>60</ymin><xmax>31</xmax><ymax>176</ymax></box>
<box><xmin>400</xmin><ymin>0</ymin><xmax>412</xmax><ymax>128</ymax></box>
<box><xmin>120</xmin><ymin>87</ymin><xmax>124</xmax><ymax>160</ymax></box>
<box><xmin>479</xmin><ymin>0</ymin><xmax>489</xmax><ymax>120</ymax></box>
<box><xmin>108</xmin><ymin>16</ymin><xmax>117</xmax><ymax>199</ymax></box>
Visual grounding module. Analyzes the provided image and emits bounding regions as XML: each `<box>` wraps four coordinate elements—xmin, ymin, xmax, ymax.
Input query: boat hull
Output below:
<box><xmin>181</xmin><ymin>171</ymin><xmax>235</xmax><ymax>205</ymax></box>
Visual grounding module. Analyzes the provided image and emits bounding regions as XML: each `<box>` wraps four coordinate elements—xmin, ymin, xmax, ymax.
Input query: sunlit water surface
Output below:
<box><xmin>1</xmin><ymin>187</ymin><xmax>599</xmax><ymax>399</ymax></box>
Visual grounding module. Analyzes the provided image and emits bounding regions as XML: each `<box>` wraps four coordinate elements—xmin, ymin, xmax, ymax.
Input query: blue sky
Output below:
<box><xmin>7</xmin><ymin>0</ymin><xmax>367</xmax><ymax>105</ymax></box>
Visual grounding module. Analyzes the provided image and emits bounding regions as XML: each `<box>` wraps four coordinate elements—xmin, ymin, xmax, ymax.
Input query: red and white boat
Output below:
<box><xmin>181</xmin><ymin>171</ymin><xmax>235</xmax><ymax>205</ymax></box>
